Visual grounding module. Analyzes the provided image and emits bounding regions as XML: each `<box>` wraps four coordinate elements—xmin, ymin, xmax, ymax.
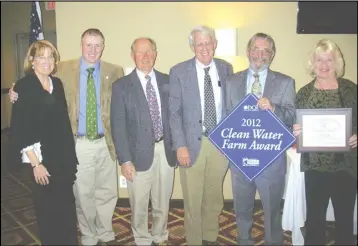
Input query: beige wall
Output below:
<box><xmin>1</xmin><ymin>2</ymin><xmax>56</xmax><ymax>129</ymax></box>
<box><xmin>53</xmin><ymin>2</ymin><xmax>356</xmax><ymax>199</ymax></box>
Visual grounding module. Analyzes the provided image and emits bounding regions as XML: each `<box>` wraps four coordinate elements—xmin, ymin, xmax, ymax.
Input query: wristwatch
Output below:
<box><xmin>32</xmin><ymin>163</ymin><xmax>42</xmax><ymax>169</ymax></box>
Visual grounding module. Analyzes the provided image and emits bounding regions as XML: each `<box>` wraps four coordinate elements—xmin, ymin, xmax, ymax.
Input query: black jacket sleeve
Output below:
<box><xmin>8</xmin><ymin>74</ymin><xmax>43</xmax><ymax>169</ymax></box>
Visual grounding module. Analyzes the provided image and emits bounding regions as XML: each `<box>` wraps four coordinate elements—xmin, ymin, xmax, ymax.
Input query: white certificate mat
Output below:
<box><xmin>302</xmin><ymin>115</ymin><xmax>346</xmax><ymax>147</ymax></box>
<box><xmin>296</xmin><ymin>108</ymin><xmax>352</xmax><ymax>153</ymax></box>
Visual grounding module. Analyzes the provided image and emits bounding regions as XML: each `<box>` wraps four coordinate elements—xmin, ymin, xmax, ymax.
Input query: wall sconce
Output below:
<box><xmin>215</xmin><ymin>28</ymin><xmax>238</xmax><ymax>57</ymax></box>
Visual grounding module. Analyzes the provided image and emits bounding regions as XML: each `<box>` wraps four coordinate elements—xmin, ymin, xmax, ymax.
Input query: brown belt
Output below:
<box><xmin>76</xmin><ymin>134</ymin><xmax>104</xmax><ymax>140</ymax></box>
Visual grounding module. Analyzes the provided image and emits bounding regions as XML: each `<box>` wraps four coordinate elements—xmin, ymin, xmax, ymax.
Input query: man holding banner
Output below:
<box><xmin>225</xmin><ymin>33</ymin><xmax>296</xmax><ymax>245</ymax></box>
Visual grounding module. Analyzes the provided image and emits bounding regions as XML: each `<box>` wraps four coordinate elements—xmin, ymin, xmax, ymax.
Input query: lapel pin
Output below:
<box><xmin>105</xmin><ymin>75</ymin><xmax>109</xmax><ymax>80</ymax></box>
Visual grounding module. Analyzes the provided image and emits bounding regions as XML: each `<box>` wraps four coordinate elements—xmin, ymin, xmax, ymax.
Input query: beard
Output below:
<box><xmin>249</xmin><ymin>57</ymin><xmax>271</xmax><ymax>72</ymax></box>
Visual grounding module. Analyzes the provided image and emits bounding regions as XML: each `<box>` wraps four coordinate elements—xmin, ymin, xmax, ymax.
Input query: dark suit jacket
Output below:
<box><xmin>110</xmin><ymin>69</ymin><xmax>176</xmax><ymax>171</ymax></box>
<box><xmin>9</xmin><ymin>73</ymin><xmax>78</xmax><ymax>181</ymax></box>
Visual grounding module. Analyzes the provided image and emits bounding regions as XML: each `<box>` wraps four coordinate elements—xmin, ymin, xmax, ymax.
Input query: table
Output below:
<box><xmin>282</xmin><ymin>148</ymin><xmax>357</xmax><ymax>245</ymax></box>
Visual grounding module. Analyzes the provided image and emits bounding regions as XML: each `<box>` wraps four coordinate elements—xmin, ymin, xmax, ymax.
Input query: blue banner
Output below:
<box><xmin>208</xmin><ymin>94</ymin><xmax>295</xmax><ymax>181</ymax></box>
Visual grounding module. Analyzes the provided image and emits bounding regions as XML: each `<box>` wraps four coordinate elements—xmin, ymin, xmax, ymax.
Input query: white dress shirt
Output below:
<box><xmin>195</xmin><ymin>59</ymin><xmax>222</xmax><ymax>131</ymax></box>
<box><xmin>136</xmin><ymin>68</ymin><xmax>162</xmax><ymax>119</ymax></box>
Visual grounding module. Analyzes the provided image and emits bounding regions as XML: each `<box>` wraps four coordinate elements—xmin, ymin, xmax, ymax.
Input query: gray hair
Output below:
<box><xmin>188</xmin><ymin>25</ymin><xmax>217</xmax><ymax>48</ymax></box>
<box><xmin>246</xmin><ymin>32</ymin><xmax>276</xmax><ymax>55</ymax></box>
<box><xmin>131</xmin><ymin>37</ymin><xmax>157</xmax><ymax>53</ymax></box>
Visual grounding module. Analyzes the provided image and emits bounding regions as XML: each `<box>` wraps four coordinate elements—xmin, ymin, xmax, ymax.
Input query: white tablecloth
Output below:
<box><xmin>282</xmin><ymin>148</ymin><xmax>357</xmax><ymax>245</ymax></box>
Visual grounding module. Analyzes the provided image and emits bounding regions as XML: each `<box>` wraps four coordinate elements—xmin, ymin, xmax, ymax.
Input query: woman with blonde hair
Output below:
<box><xmin>293</xmin><ymin>39</ymin><xmax>357</xmax><ymax>245</ymax></box>
<box><xmin>9</xmin><ymin>40</ymin><xmax>78</xmax><ymax>245</ymax></box>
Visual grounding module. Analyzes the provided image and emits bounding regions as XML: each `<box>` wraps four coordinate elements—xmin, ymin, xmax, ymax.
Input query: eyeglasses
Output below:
<box><xmin>194</xmin><ymin>41</ymin><xmax>214</xmax><ymax>49</ymax></box>
<box><xmin>35</xmin><ymin>56</ymin><xmax>55</xmax><ymax>62</ymax></box>
<box><xmin>249</xmin><ymin>47</ymin><xmax>272</xmax><ymax>56</ymax></box>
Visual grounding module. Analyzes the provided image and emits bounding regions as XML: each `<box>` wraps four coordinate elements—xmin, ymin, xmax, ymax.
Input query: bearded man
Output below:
<box><xmin>224</xmin><ymin>32</ymin><xmax>296</xmax><ymax>245</ymax></box>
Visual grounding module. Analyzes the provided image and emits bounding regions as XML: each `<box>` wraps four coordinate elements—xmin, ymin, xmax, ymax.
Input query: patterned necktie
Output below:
<box><xmin>86</xmin><ymin>67</ymin><xmax>98</xmax><ymax>140</ymax></box>
<box><xmin>203</xmin><ymin>67</ymin><xmax>217</xmax><ymax>133</ymax></box>
<box><xmin>145</xmin><ymin>75</ymin><xmax>163</xmax><ymax>141</ymax></box>
<box><xmin>251</xmin><ymin>73</ymin><xmax>262</xmax><ymax>98</ymax></box>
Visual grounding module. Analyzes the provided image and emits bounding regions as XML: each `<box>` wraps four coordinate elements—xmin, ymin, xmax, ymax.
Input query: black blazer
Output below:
<box><xmin>9</xmin><ymin>73</ymin><xmax>78</xmax><ymax>181</ymax></box>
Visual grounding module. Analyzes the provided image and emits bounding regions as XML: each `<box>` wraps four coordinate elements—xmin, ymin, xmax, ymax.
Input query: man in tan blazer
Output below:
<box><xmin>59</xmin><ymin>28</ymin><xmax>123</xmax><ymax>246</ymax></box>
<box><xmin>9</xmin><ymin>28</ymin><xmax>124</xmax><ymax>246</ymax></box>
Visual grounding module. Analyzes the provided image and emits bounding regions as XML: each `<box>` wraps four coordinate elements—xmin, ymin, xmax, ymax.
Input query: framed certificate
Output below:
<box><xmin>296</xmin><ymin>108</ymin><xmax>352</xmax><ymax>152</ymax></box>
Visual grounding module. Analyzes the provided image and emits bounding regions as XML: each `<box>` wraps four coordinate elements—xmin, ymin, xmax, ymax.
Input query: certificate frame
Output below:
<box><xmin>296</xmin><ymin>108</ymin><xmax>352</xmax><ymax>152</ymax></box>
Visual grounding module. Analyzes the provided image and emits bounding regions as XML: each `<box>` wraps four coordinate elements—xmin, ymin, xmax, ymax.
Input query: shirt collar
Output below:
<box><xmin>136</xmin><ymin>68</ymin><xmax>155</xmax><ymax>80</ymax></box>
<box><xmin>248</xmin><ymin>68</ymin><xmax>268</xmax><ymax>78</ymax></box>
<box><xmin>80</xmin><ymin>57</ymin><xmax>100</xmax><ymax>73</ymax></box>
<box><xmin>195</xmin><ymin>59</ymin><xmax>215</xmax><ymax>70</ymax></box>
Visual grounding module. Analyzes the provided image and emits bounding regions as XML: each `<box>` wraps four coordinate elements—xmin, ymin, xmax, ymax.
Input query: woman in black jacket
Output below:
<box><xmin>9</xmin><ymin>40</ymin><xmax>78</xmax><ymax>245</ymax></box>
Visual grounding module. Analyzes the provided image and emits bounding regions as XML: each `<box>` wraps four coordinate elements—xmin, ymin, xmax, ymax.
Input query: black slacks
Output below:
<box><xmin>25</xmin><ymin>165</ymin><xmax>78</xmax><ymax>245</ymax></box>
<box><xmin>304</xmin><ymin>170</ymin><xmax>356</xmax><ymax>245</ymax></box>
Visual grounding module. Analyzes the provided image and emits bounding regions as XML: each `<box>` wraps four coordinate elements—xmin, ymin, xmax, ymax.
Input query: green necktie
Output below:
<box><xmin>86</xmin><ymin>67</ymin><xmax>98</xmax><ymax>140</ymax></box>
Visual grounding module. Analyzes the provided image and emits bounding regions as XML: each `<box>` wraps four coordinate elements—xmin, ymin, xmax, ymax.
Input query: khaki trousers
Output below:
<box><xmin>73</xmin><ymin>137</ymin><xmax>118</xmax><ymax>246</ymax></box>
<box><xmin>180</xmin><ymin>136</ymin><xmax>228</xmax><ymax>245</ymax></box>
<box><xmin>127</xmin><ymin>141</ymin><xmax>174</xmax><ymax>245</ymax></box>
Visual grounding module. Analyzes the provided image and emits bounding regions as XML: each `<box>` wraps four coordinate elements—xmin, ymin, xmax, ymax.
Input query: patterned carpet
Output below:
<box><xmin>1</xmin><ymin>168</ymin><xmax>342</xmax><ymax>246</ymax></box>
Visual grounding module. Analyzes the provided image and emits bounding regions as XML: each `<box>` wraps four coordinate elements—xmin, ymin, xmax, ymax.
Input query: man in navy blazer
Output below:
<box><xmin>110</xmin><ymin>37</ymin><xmax>176</xmax><ymax>246</ymax></box>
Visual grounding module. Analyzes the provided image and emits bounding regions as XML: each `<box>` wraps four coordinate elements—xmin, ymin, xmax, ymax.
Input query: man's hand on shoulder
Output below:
<box><xmin>9</xmin><ymin>83</ymin><xmax>18</xmax><ymax>103</ymax></box>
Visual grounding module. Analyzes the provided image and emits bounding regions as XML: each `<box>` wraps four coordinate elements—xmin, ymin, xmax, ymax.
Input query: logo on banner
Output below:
<box><xmin>208</xmin><ymin>94</ymin><xmax>295</xmax><ymax>181</ymax></box>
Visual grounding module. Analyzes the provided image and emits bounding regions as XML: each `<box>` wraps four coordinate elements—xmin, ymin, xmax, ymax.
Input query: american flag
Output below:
<box><xmin>29</xmin><ymin>1</ymin><xmax>44</xmax><ymax>46</ymax></box>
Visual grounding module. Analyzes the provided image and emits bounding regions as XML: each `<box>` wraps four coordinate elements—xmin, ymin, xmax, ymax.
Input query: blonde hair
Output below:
<box><xmin>24</xmin><ymin>40</ymin><xmax>60</xmax><ymax>75</ymax></box>
<box><xmin>307</xmin><ymin>39</ymin><xmax>345</xmax><ymax>78</ymax></box>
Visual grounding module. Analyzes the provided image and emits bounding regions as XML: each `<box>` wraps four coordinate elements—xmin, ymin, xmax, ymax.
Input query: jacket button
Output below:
<box><xmin>198</xmin><ymin>137</ymin><xmax>202</xmax><ymax>141</ymax></box>
<box><xmin>199</xmin><ymin>120</ymin><xmax>202</xmax><ymax>124</ymax></box>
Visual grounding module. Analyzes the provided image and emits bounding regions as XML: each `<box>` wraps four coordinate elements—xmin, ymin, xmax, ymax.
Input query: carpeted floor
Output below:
<box><xmin>1</xmin><ymin>168</ymin><xmax>342</xmax><ymax>246</ymax></box>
